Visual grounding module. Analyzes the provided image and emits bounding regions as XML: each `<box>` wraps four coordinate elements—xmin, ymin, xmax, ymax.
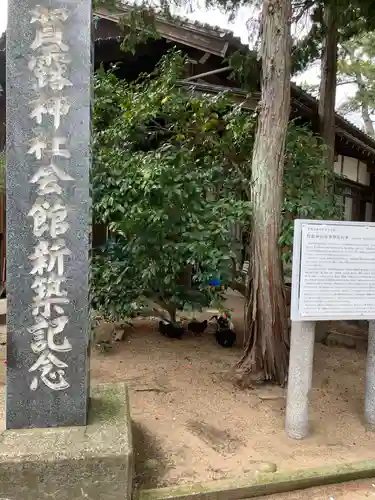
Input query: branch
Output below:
<box><xmin>138</xmin><ymin>298</ymin><xmax>171</xmax><ymax>321</ymax></box>
<box><xmin>340</xmin><ymin>40</ymin><xmax>375</xmax><ymax>136</ymax></box>
<box><xmin>150</xmin><ymin>118</ymin><xmax>171</xmax><ymax>133</ymax></box>
<box><xmin>225</xmin><ymin>154</ymin><xmax>252</xmax><ymax>200</ymax></box>
<box><xmin>336</xmin><ymin>79</ymin><xmax>358</xmax><ymax>86</ymax></box>
<box><xmin>292</xmin><ymin>0</ymin><xmax>315</xmax><ymax>25</ymax></box>
<box><xmin>208</xmin><ymin>139</ymin><xmax>251</xmax><ymax>200</ymax></box>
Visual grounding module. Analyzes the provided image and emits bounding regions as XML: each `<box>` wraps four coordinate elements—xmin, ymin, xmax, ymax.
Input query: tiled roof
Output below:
<box><xmin>94</xmin><ymin>6</ymin><xmax>245</xmax><ymax>57</ymax></box>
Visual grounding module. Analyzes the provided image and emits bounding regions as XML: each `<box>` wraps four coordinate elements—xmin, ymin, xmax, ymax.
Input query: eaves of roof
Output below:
<box><xmin>291</xmin><ymin>83</ymin><xmax>375</xmax><ymax>158</ymax></box>
<box><xmin>1</xmin><ymin>7</ymin><xmax>375</xmax><ymax>158</ymax></box>
<box><xmin>181</xmin><ymin>80</ymin><xmax>375</xmax><ymax>159</ymax></box>
<box><xmin>93</xmin><ymin>7</ymin><xmax>375</xmax><ymax>158</ymax></box>
<box><xmin>94</xmin><ymin>7</ymin><xmax>246</xmax><ymax>58</ymax></box>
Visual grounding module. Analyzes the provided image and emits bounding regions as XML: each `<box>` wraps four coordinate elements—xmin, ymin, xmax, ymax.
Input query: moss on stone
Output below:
<box><xmin>89</xmin><ymin>384</ymin><xmax>125</xmax><ymax>424</ymax></box>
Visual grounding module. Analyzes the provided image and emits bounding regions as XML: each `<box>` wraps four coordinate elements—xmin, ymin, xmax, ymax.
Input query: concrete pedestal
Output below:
<box><xmin>0</xmin><ymin>384</ymin><xmax>133</xmax><ymax>499</ymax></box>
<box><xmin>365</xmin><ymin>321</ymin><xmax>375</xmax><ymax>429</ymax></box>
<box><xmin>285</xmin><ymin>321</ymin><xmax>315</xmax><ymax>439</ymax></box>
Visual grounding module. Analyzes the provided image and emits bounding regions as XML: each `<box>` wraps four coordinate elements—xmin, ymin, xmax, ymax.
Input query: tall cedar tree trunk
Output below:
<box><xmin>236</xmin><ymin>0</ymin><xmax>291</xmax><ymax>386</ymax></box>
<box><xmin>318</xmin><ymin>4</ymin><xmax>338</xmax><ymax>169</ymax></box>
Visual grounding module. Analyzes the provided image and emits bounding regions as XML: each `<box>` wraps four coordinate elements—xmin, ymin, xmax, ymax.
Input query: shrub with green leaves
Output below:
<box><xmin>92</xmin><ymin>51</ymin><xmax>252</xmax><ymax>322</ymax></box>
<box><xmin>281</xmin><ymin>123</ymin><xmax>342</xmax><ymax>264</ymax></box>
<box><xmin>92</xmin><ymin>50</ymin><xmax>340</xmax><ymax>321</ymax></box>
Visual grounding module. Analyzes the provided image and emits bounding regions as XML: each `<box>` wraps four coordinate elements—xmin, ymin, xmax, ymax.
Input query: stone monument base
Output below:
<box><xmin>0</xmin><ymin>383</ymin><xmax>133</xmax><ymax>500</ymax></box>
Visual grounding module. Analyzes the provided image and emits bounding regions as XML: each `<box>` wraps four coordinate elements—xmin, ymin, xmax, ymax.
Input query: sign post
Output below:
<box><xmin>286</xmin><ymin>219</ymin><xmax>375</xmax><ymax>439</ymax></box>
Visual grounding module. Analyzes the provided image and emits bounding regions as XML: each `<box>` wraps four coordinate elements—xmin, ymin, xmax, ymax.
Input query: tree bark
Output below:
<box><xmin>318</xmin><ymin>4</ymin><xmax>338</xmax><ymax>169</ymax></box>
<box><xmin>236</xmin><ymin>0</ymin><xmax>291</xmax><ymax>386</ymax></box>
<box><xmin>355</xmin><ymin>75</ymin><xmax>375</xmax><ymax>137</ymax></box>
<box><xmin>361</xmin><ymin>102</ymin><xmax>375</xmax><ymax>136</ymax></box>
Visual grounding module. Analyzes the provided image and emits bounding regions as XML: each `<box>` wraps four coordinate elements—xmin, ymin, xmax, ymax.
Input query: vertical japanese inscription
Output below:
<box><xmin>27</xmin><ymin>5</ymin><xmax>74</xmax><ymax>391</ymax></box>
<box><xmin>7</xmin><ymin>0</ymin><xmax>91</xmax><ymax>429</ymax></box>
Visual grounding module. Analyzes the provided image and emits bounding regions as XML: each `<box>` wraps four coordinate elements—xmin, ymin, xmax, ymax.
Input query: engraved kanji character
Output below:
<box><xmin>30</xmin><ymin>6</ymin><xmax>69</xmax><ymax>26</ymax></box>
<box><xmin>32</xmin><ymin>296</ymin><xmax>70</xmax><ymax>319</ymax></box>
<box><xmin>29</xmin><ymin>55</ymin><xmax>72</xmax><ymax>91</ymax></box>
<box><xmin>47</xmin><ymin>315</ymin><xmax>72</xmax><ymax>352</ymax></box>
<box><xmin>31</xmin><ymin>168</ymin><xmax>62</xmax><ymax>195</ymax></box>
<box><xmin>48</xmin><ymin>64</ymin><xmax>72</xmax><ymax>92</ymax></box>
<box><xmin>30</xmin><ymin>14</ymin><xmax>69</xmax><ymax>53</ymax></box>
<box><xmin>29</xmin><ymin>95</ymin><xmax>70</xmax><ymax>129</ymax></box>
<box><xmin>47</xmin><ymin>96</ymin><xmax>70</xmax><ymax>129</ymax></box>
<box><xmin>30</xmin><ymin>315</ymin><xmax>71</xmax><ymax>353</ymax></box>
<box><xmin>29</xmin><ymin>240</ymin><xmax>71</xmax><ymax>277</ymax></box>
<box><xmin>29</xmin><ymin>96</ymin><xmax>47</xmax><ymax>125</ymax></box>
<box><xmin>28</xmin><ymin>200</ymin><xmax>69</xmax><ymax>238</ymax></box>
<box><xmin>28</xmin><ymin>136</ymin><xmax>47</xmax><ymax>160</ymax></box>
<box><xmin>51</xmin><ymin>137</ymin><xmax>70</xmax><ymax>158</ymax></box>
<box><xmin>34</xmin><ymin>47</ymin><xmax>71</xmax><ymax>68</ymax></box>
<box><xmin>31</xmin><ymin>273</ymin><xmax>67</xmax><ymax>299</ymax></box>
<box><xmin>28</xmin><ymin>316</ymin><xmax>48</xmax><ymax>353</ymax></box>
<box><xmin>30</xmin><ymin>162</ymin><xmax>74</xmax><ymax>196</ymax></box>
<box><xmin>29</xmin><ymin>351</ymin><xmax>70</xmax><ymax>391</ymax></box>
<box><xmin>28</xmin><ymin>316</ymin><xmax>48</xmax><ymax>334</ymax></box>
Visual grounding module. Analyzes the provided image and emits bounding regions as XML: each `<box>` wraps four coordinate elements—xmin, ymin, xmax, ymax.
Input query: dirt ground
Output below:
<box><xmin>0</xmin><ymin>291</ymin><xmax>374</xmax><ymax>492</ymax></box>
<box><xmin>90</xmin><ymin>320</ymin><xmax>375</xmax><ymax>490</ymax></box>
<box><xmin>252</xmin><ymin>479</ymin><xmax>375</xmax><ymax>499</ymax></box>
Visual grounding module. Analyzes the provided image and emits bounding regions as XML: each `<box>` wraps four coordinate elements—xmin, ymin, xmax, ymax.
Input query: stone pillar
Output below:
<box><xmin>365</xmin><ymin>320</ymin><xmax>375</xmax><ymax>428</ymax></box>
<box><xmin>6</xmin><ymin>0</ymin><xmax>91</xmax><ymax>429</ymax></box>
<box><xmin>285</xmin><ymin>321</ymin><xmax>315</xmax><ymax>439</ymax></box>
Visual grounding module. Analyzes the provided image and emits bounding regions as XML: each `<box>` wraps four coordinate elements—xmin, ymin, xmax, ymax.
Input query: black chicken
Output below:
<box><xmin>210</xmin><ymin>314</ymin><xmax>236</xmax><ymax>348</ymax></box>
<box><xmin>187</xmin><ymin>319</ymin><xmax>208</xmax><ymax>335</ymax></box>
<box><xmin>158</xmin><ymin>320</ymin><xmax>185</xmax><ymax>339</ymax></box>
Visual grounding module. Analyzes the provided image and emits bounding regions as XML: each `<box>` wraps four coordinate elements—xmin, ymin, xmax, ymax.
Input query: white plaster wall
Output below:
<box><xmin>358</xmin><ymin>161</ymin><xmax>371</xmax><ymax>186</ymax></box>
<box><xmin>344</xmin><ymin>196</ymin><xmax>353</xmax><ymax>220</ymax></box>
<box><xmin>342</xmin><ymin>156</ymin><xmax>358</xmax><ymax>183</ymax></box>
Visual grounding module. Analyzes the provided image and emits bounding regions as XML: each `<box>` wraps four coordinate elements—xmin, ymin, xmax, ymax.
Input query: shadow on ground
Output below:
<box><xmin>132</xmin><ymin>420</ymin><xmax>170</xmax><ymax>490</ymax></box>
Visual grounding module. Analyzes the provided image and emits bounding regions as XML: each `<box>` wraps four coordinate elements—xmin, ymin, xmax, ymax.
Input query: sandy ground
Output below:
<box><xmin>90</xmin><ymin>321</ymin><xmax>374</xmax><ymax>489</ymax></box>
<box><xmin>251</xmin><ymin>479</ymin><xmax>375</xmax><ymax>499</ymax></box>
<box><xmin>0</xmin><ymin>291</ymin><xmax>373</xmax><ymax>492</ymax></box>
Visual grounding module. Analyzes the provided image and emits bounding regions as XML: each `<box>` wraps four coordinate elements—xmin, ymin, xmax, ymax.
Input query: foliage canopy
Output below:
<box><xmin>92</xmin><ymin>52</ymin><xmax>252</xmax><ymax>321</ymax></box>
<box><xmin>336</xmin><ymin>31</ymin><xmax>375</xmax><ymax>134</ymax></box>
<box><xmin>91</xmin><ymin>50</ymin><xmax>340</xmax><ymax>321</ymax></box>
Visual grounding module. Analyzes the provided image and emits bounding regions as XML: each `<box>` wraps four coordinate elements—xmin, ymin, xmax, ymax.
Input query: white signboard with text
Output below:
<box><xmin>291</xmin><ymin>219</ymin><xmax>375</xmax><ymax>321</ymax></box>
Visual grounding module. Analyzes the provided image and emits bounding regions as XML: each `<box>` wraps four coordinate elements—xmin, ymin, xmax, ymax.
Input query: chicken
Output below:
<box><xmin>187</xmin><ymin>319</ymin><xmax>208</xmax><ymax>335</ymax></box>
<box><xmin>210</xmin><ymin>314</ymin><xmax>236</xmax><ymax>348</ymax></box>
<box><xmin>158</xmin><ymin>320</ymin><xmax>185</xmax><ymax>339</ymax></box>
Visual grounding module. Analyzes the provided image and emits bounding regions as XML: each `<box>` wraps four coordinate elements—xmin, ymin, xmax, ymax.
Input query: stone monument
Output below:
<box><xmin>6</xmin><ymin>0</ymin><xmax>91</xmax><ymax>428</ymax></box>
<box><xmin>286</xmin><ymin>219</ymin><xmax>375</xmax><ymax>439</ymax></box>
<box><xmin>3</xmin><ymin>2</ymin><xmax>133</xmax><ymax>498</ymax></box>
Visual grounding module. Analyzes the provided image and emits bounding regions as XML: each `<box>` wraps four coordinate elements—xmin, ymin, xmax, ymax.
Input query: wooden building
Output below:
<box><xmin>0</xmin><ymin>6</ymin><xmax>375</xmax><ymax>277</ymax></box>
<box><xmin>92</xmin><ymin>7</ymin><xmax>375</xmax><ymax>225</ymax></box>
